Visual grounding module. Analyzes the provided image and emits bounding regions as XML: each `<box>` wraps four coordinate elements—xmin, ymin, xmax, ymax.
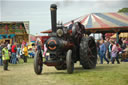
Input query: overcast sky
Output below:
<box><xmin>0</xmin><ymin>0</ymin><xmax>128</xmax><ymax>35</ymax></box>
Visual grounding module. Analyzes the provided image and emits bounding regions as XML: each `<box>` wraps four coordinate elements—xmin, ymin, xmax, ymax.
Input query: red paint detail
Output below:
<box><xmin>40</xmin><ymin>30</ymin><xmax>52</xmax><ymax>33</ymax></box>
<box><xmin>44</xmin><ymin>61</ymin><xmax>60</xmax><ymax>66</ymax></box>
<box><xmin>68</xmin><ymin>30</ymin><xmax>72</xmax><ymax>34</ymax></box>
<box><xmin>48</xmin><ymin>40</ymin><xmax>57</xmax><ymax>50</ymax></box>
<box><xmin>49</xmin><ymin>46</ymin><xmax>56</xmax><ymax>50</ymax></box>
<box><xmin>48</xmin><ymin>40</ymin><xmax>57</xmax><ymax>44</ymax></box>
<box><xmin>40</xmin><ymin>36</ymin><xmax>50</xmax><ymax>49</ymax></box>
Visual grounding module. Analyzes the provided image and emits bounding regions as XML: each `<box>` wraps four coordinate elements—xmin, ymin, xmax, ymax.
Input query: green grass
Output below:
<box><xmin>0</xmin><ymin>58</ymin><xmax>128</xmax><ymax>85</ymax></box>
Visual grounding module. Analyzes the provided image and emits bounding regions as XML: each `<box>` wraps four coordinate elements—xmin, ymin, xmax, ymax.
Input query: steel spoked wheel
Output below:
<box><xmin>66</xmin><ymin>49</ymin><xmax>74</xmax><ymax>74</ymax></box>
<box><xmin>80</xmin><ymin>36</ymin><xmax>97</xmax><ymax>69</ymax></box>
<box><xmin>34</xmin><ymin>50</ymin><xmax>43</xmax><ymax>75</ymax></box>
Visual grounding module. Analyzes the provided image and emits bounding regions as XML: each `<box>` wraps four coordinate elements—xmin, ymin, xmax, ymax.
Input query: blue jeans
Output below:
<box><xmin>0</xmin><ymin>57</ymin><xmax>3</xmax><ymax>66</ymax></box>
<box><xmin>12</xmin><ymin>53</ymin><xmax>17</xmax><ymax>64</ymax></box>
<box><xmin>100</xmin><ymin>51</ymin><xmax>109</xmax><ymax>64</ymax></box>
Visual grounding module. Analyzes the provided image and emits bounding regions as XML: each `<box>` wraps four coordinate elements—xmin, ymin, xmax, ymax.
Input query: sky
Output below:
<box><xmin>0</xmin><ymin>0</ymin><xmax>128</xmax><ymax>35</ymax></box>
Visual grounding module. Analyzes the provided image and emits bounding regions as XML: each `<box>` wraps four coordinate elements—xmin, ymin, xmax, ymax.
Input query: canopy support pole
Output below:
<box><xmin>93</xmin><ymin>33</ymin><xmax>95</xmax><ymax>39</ymax></box>
<box><xmin>102</xmin><ymin>33</ymin><xmax>105</xmax><ymax>40</ymax></box>
<box><xmin>116</xmin><ymin>32</ymin><xmax>120</xmax><ymax>44</ymax></box>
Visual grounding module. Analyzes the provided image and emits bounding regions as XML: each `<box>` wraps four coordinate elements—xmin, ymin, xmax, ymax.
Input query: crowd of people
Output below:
<box><xmin>1</xmin><ymin>36</ymin><xmax>128</xmax><ymax>70</ymax></box>
<box><xmin>97</xmin><ymin>38</ymin><xmax>128</xmax><ymax>64</ymax></box>
<box><xmin>0</xmin><ymin>41</ymin><xmax>36</xmax><ymax>70</ymax></box>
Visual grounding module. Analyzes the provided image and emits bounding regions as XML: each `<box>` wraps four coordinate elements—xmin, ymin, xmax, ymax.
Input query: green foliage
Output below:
<box><xmin>118</xmin><ymin>8</ymin><xmax>128</xmax><ymax>13</ymax></box>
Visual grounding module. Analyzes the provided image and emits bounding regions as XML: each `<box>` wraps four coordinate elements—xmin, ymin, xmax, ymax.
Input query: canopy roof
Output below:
<box><xmin>111</xmin><ymin>33</ymin><xmax>128</xmax><ymax>38</ymax></box>
<box><xmin>41</xmin><ymin>12</ymin><xmax>128</xmax><ymax>33</ymax></box>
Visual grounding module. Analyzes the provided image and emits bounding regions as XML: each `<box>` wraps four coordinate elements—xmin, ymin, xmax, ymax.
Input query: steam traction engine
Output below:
<box><xmin>34</xmin><ymin>4</ymin><xmax>97</xmax><ymax>74</ymax></box>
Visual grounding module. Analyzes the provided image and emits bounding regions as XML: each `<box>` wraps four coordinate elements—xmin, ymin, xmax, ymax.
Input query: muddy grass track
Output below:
<box><xmin>0</xmin><ymin>59</ymin><xmax>128</xmax><ymax>85</ymax></box>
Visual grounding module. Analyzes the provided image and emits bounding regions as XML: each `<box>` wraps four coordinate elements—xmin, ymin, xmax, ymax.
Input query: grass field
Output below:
<box><xmin>0</xmin><ymin>58</ymin><xmax>128</xmax><ymax>85</ymax></box>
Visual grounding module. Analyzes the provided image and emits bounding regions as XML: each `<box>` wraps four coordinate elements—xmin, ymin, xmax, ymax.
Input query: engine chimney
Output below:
<box><xmin>50</xmin><ymin>4</ymin><xmax>57</xmax><ymax>33</ymax></box>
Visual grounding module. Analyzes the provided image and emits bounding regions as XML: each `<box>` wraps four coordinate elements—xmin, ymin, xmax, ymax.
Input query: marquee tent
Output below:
<box><xmin>41</xmin><ymin>12</ymin><xmax>128</xmax><ymax>34</ymax></box>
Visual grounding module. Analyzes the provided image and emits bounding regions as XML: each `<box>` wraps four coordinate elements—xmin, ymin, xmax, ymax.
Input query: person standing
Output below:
<box><xmin>0</xmin><ymin>43</ymin><xmax>3</xmax><ymax>66</ymax></box>
<box><xmin>36</xmin><ymin>37</ymin><xmax>42</xmax><ymax>51</ymax></box>
<box><xmin>11</xmin><ymin>42</ymin><xmax>17</xmax><ymax>64</ymax></box>
<box><xmin>32</xmin><ymin>44</ymin><xmax>36</xmax><ymax>58</ymax></box>
<box><xmin>121</xmin><ymin>39</ymin><xmax>126</xmax><ymax>50</ymax></box>
<box><xmin>104</xmin><ymin>38</ymin><xmax>110</xmax><ymax>59</ymax></box>
<box><xmin>99</xmin><ymin>40</ymin><xmax>109</xmax><ymax>64</ymax></box>
<box><xmin>16</xmin><ymin>44</ymin><xmax>21</xmax><ymax>63</ymax></box>
<box><xmin>7</xmin><ymin>43</ymin><xmax>11</xmax><ymax>52</ymax></box>
<box><xmin>23</xmin><ymin>44</ymin><xmax>28</xmax><ymax>63</ymax></box>
<box><xmin>111</xmin><ymin>41</ymin><xmax>120</xmax><ymax>64</ymax></box>
<box><xmin>2</xmin><ymin>44</ymin><xmax>10</xmax><ymax>70</ymax></box>
<box><xmin>108</xmin><ymin>41</ymin><xmax>113</xmax><ymax>61</ymax></box>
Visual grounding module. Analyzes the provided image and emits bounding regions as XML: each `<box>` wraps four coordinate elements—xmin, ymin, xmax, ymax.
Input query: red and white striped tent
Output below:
<box><xmin>41</xmin><ymin>12</ymin><xmax>128</xmax><ymax>33</ymax></box>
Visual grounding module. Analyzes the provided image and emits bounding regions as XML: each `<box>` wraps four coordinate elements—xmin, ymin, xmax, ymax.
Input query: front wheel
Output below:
<box><xmin>66</xmin><ymin>49</ymin><xmax>74</xmax><ymax>74</ymax></box>
<box><xmin>34</xmin><ymin>50</ymin><xmax>43</xmax><ymax>75</ymax></box>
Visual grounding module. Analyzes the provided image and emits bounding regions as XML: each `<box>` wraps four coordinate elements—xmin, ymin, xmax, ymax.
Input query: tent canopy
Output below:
<box><xmin>41</xmin><ymin>12</ymin><xmax>128</xmax><ymax>34</ymax></box>
<box><xmin>111</xmin><ymin>33</ymin><xmax>128</xmax><ymax>38</ymax></box>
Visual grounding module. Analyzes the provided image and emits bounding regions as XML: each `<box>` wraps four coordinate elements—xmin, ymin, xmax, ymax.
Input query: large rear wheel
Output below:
<box><xmin>34</xmin><ymin>50</ymin><xmax>43</xmax><ymax>75</ymax></box>
<box><xmin>80</xmin><ymin>36</ymin><xmax>97</xmax><ymax>69</ymax></box>
<box><xmin>66</xmin><ymin>49</ymin><xmax>74</xmax><ymax>74</ymax></box>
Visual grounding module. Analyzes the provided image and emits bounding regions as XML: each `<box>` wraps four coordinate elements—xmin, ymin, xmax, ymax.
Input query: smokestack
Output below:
<box><xmin>50</xmin><ymin>4</ymin><xmax>57</xmax><ymax>33</ymax></box>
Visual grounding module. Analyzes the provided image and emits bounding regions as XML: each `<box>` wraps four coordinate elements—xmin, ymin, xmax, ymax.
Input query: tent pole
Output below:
<box><xmin>93</xmin><ymin>33</ymin><xmax>95</xmax><ymax>39</ymax></box>
<box><xmin>116</xmin><ymin>32</ymin><xmax>119</xmax><ymax>44</ymax></box>
<box><xmin>102</xmin><ymin>33</ymin><xmax>105</xmax><ymax>40</ymax></box>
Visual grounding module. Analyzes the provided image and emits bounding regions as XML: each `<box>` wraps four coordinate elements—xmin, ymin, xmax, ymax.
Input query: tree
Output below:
<box><xmin>118</xmin><ymin>8</ymin><xmax>128</xmax><ymax>13</ymax></box>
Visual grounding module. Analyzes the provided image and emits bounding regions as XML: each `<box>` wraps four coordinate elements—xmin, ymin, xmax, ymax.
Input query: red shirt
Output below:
<box><xmin>11</xmin><ymin>45</ymin><xmax>16</xmax><ymax>53</ymax></box>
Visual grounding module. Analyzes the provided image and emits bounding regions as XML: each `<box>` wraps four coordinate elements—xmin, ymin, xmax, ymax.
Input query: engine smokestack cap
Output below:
<box><xmin>50</xmin><ymin>4</ymin><xmax>57</xmax><ymax>10</ymax></box>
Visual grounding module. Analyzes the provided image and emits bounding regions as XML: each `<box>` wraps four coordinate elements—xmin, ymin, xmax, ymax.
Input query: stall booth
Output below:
<box><xmin>0</xmin><ymin>21</ymin><xmax>29</xmax><ymax>44</ymax></box>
